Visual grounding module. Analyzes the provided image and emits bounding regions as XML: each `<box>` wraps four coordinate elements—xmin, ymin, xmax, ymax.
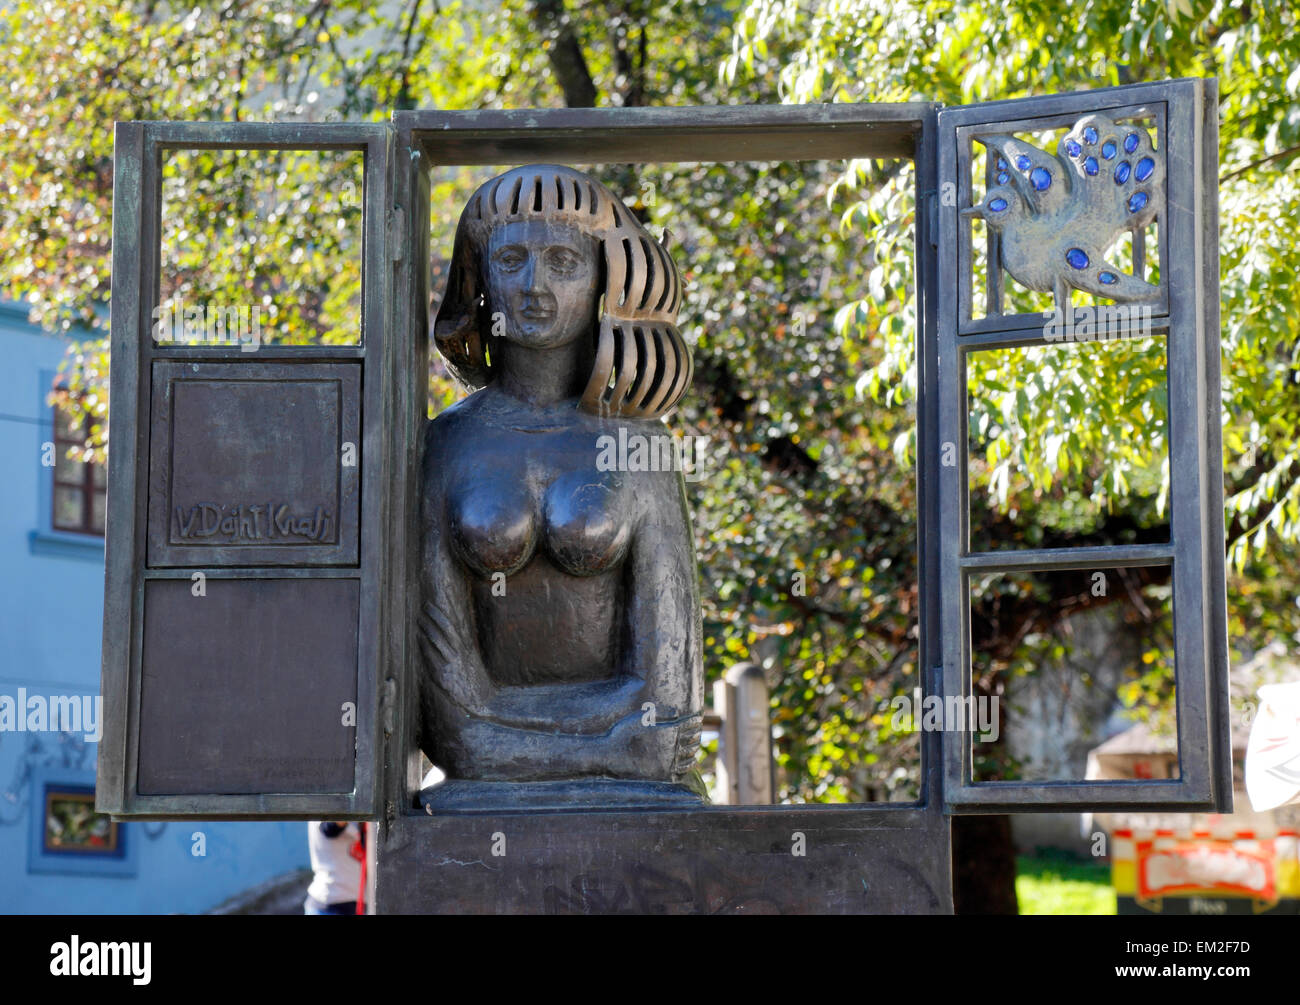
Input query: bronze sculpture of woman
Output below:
<box><xmin>418</xmin><ymin>164</ymin><xmax>704</xmax><ymax>807</ymax></box>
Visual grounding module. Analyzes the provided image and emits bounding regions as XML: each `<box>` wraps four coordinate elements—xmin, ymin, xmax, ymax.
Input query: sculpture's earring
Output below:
<box><xmin>475</xmin><ymin>296</ymin><xmax>498</xmax><ymax>373</ymax></box>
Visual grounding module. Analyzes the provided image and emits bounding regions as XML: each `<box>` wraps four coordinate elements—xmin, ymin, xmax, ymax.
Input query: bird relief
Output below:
<box><xmin>963</xmin><ymin>113</ymin><xmax>1164</xmax><ymax>311</ymax></box>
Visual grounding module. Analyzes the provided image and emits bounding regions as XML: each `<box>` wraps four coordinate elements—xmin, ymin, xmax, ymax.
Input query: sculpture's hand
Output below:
<box><xmin>672</xmin><ymin>717</ymin><xmax>702</xmax><ymax>778</ymax></box>
<box><xmin>610</xmin><ymin>711</ymin><xmax>703</xmax><ymax>781</ymax></box>
<box><xmin>417</xmin><ymin>600</ymin><xmax>493</xmax><ymax>716</ymax></box>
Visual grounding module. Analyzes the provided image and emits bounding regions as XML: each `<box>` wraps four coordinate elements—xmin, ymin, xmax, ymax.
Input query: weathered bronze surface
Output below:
<box><xmin>378</xmin><ymin>805</ymin><xmax>951</xmax><ymax>914</ymax></box>
<box><xmin>138</xmin><ymin>577</ymin><xmax>358</xmax><ymax>795</ymax></box>
<box><xmin>418</xmin><ymin>164</ymin><xmax>704</xmax><ymax>806</ymax></box>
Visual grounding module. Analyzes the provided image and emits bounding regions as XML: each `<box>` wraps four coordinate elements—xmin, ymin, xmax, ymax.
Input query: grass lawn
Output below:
<box><xmin>1016</xmin><ymin>854</ymin><xmax>1117</xmax><ymax>915</ymax></box>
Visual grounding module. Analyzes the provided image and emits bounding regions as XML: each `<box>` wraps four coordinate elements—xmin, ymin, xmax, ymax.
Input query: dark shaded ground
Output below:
<box><xmin>205</xmin><ymin>869</ymin><xmax>313</xmax><ymax>915</ymax></box>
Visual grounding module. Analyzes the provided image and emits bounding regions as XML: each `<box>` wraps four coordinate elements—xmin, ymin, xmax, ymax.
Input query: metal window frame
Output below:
<box><xmin>98</xmin><ymin>104</ymin><xmax>950</xmax><ymax>829</ymax></box>
<box><xmin>937</xmin><ymin>78</ymin><xmax>1231</xmax><ymax>812</ymax></box>
<box><xmin>97</xmin><ymin>121</ymin><xmax>392</xmax><ymax>819</ymax></box>
<box><xmin>96</xmin><ymin>81</ymin><xmax>1227</xmax><ymax>828</ymax></box>
<box><xmin>383</xmin><ymin>101</ymin><xmax>948</xmax><ymax>830</ymax></box>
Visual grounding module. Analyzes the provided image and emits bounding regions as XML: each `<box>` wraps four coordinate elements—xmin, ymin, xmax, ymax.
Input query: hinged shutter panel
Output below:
<box><xmin>934</xmin><ymin>79</ymin><xmax>1230</xmax><ymax>812</ymax></box>
<box><xmin>98</xmin><ymin>121</ymin><xmax>395</xmax><ymax>819</ymax></box>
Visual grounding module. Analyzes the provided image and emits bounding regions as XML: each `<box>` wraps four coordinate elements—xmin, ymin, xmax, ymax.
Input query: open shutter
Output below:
<box><xmin>97</xmin><ymin>121</ymin><xmax>395</xmax><ymax>819</ymax></box>
<box><xmin>935</xmin><ymin>79</ymin><xmax>1230</xmax><ymax>811</ymax></box>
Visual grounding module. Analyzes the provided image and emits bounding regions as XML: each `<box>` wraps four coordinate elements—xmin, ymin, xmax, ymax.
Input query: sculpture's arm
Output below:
<box><xmin>425</xmin><ymin>677</ymin><xmax>684</xmax><ymax>781</ymax></box>
<box><xmin>416</xmin><ymin>428</ymin><xmax>498</xmax><ymax>750</ymax></box>
<box><xmin>422</xmin><ymin>541</ymin><xmax>693</xmax><ymax>778</ymax></box>
<box><xmin>613</xmin><ymin>456</ymin><xmax>705</xmax><ymax>776</ymax></box>
<box><xmin>484</xmin><ymin>677</ymin><xmax>648</xmax><ymax>733</ymax></box>
<box><xmin>621</xmin><ymin>460</ymin><xmax>704</xmax><ymax>716</ymax></box>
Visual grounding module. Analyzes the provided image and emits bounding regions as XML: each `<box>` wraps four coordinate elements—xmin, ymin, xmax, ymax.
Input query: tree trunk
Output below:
<box><xmin>530</xmin><ymin>0</ymin><xmax>597</xmax><ymax>107</ymax></box>
<box><xmin>952</xmin><ymin>815</ymin><xmax>1019</xmax><ymax>914</ymax></box>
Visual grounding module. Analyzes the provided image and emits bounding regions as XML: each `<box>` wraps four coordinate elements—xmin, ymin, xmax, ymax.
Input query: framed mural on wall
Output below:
<box><xmin>28</xmin><ymin>767</ymin><xmax>135</xmax><ymax>877</ymax></box>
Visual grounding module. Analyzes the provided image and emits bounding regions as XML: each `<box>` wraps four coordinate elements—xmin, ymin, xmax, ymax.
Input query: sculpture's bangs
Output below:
<box><xmin>460</xmin><ymin>166</ymin><xmax>619</xmax><ymax>248</ymax></box>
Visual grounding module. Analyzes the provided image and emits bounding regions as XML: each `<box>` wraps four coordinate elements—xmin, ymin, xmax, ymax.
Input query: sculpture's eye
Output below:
<box><xmin>492</xmin><ymin>247</ymin><xmax>527</xmax><ymax>272</ymax></box>
<box><xmin>546</xmin><ymin>247</ymin><xmax>583</xmax><ymax>275</ymax></box>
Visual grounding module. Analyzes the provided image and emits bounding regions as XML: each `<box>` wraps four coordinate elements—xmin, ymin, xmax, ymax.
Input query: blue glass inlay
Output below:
<box><xmin>1135</xmin><ymin>157</ymin><xmax>1154</xmax><ymax>181</ymax></box>
<box><xmin>1102</xmin><ymin>140</ymin><xmax>1117</xmax><ymax>160</ymax></box>
<box><xmin>1015</xmin><ymin>154</ymin><xmax>1031</xmax><ymax>171</ymax></box>
<box><xmin>997</xmin><ymin>157</ymin><xmax>1008</xmax><ymax>171</ymax></box>
<box><xmin>1083</xmin><ymin>126</ymin><xmax>1098</xmax><ymax>144</ymax></box>
<box><xmin>1084</xmin><ymin>157</ymin><xmax>1099</xmax><ymax>176</ymax></box>
<box><xmin>1066</xmin><ymin>139</ymin><xmax>1081</xmax><ymax>157</ymax></box>
<box><xmin>1124</xmin><ymin>132</ymin><xmax>1140</xmax><ymax>153</ymax></box>
<box><xmin>1066</xmin><ymin>248</ymin><xmax>1090</xmax><ymax>269</ymax></box>
<box><xmin>1030</xmin><ymin>167</ymin><xmax>1052</xmax><ymax>191</ymax></box>
<box><xmin>988</xmin><ymin>197</ymin><xmax>1008</xmax><ymax>212</ymax></box>
<box><xmin>997</xmin><ymin>171</ymin><xmax>1010</xmax><ymax>185</ymax></box>
<box><xmin>1114</xmin><ymin>161</ymin><xmax>1131</xmax><ymax>184</ymax></box>
<box><xmin>1099</xmin><ymin>271</ymin><xmax>1118</xmax><ymax>285</ymax></box>
<box><xmin>1128</xmin><ymin>191</ymin><xmax>1149</xmax><ymax>213</ymax></box>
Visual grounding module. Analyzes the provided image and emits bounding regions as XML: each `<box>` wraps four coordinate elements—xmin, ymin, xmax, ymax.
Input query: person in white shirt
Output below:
<box><xmin>304</xmin><ymin>821</ymin><xmax>361</xmax><ymax>915</ymax></box>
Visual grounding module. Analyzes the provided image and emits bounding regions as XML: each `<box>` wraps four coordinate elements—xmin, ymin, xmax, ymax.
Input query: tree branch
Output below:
<box><xmin>1221</xmin><ymin>142</ymin><xmax>1300</xmax><ymax>183</ymax></box>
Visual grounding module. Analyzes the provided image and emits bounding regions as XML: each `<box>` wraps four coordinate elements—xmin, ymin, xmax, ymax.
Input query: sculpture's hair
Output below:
<box><xmin>433</xmin><ymin>164</ymin><xmax>693</xmax><ymax>419</ymax></box>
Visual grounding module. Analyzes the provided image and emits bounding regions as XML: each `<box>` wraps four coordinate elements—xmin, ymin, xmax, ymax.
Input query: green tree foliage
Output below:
<box><xmin>729</xmin><ymin>0</ymin><xmax>1300</xmax><ymax>767</ymax></box>
<box><xmin>2</xmin><ymin>0</ymin><xmax>1293</xmax><ymax>806</ymax></box>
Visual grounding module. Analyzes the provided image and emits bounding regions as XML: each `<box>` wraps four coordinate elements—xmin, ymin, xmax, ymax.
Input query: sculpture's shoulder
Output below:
<box><xmin>423</xmin><ymin>390</ymin><xmax>487</xmax><ymax>459</ymax></box>
<box><xmin>429</xmin><ymin>389</ymin><xmax>487</xmax><ymax>429</ymax></box>
<box><xmin>596</xmin><ymin>416</ymin><xmax>694</xmax><ymax>507</ymax></box>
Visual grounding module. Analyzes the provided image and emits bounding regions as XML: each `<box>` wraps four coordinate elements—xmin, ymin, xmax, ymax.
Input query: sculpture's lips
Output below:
<box><xmin>520</xmin><ymin>307</ymin><xmax>554</xmax><ymax>319</ymax></box>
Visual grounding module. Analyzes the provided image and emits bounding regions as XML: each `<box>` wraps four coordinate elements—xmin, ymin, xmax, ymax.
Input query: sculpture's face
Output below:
<box><xmin>483</xmin><ymin>220</ymin><xmax>601</xmax><ymax>349</ymax></box>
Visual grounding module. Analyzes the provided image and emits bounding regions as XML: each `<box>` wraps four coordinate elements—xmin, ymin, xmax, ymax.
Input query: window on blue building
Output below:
<box><xmin>51</xmin><ymin>404</ymin><xmax>105</xmax><ymax>536</ymax></box>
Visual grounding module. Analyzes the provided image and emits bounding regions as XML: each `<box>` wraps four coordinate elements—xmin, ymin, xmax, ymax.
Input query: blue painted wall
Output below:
<box><xmin>0</xmin><ymin>303</ymin><xmax>310</xmax><ymax>914</ymax></box>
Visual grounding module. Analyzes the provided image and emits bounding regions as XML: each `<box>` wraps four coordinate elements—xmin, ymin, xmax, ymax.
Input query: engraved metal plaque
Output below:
<box><xmin>147</xmin><ymin>361</ymin><xmax>360</xmax><ymax>567</ymax></box>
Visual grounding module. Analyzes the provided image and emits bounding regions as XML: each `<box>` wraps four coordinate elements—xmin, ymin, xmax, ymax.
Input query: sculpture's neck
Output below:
<box><xmin>492</xmin><ymin>334</ymin><xmax>594</xmax><ymax>408</ymax></box>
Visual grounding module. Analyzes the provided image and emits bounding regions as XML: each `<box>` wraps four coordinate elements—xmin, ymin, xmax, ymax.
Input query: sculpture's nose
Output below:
<box><xmin>960</xmin><ymin>205</ymin><xmax>984</xmax><ymax>220</ymax></box>
<box><xmin>521</xmin><ymin>254</ymin><xmax>544</xmax><ymax>292</ymax></box>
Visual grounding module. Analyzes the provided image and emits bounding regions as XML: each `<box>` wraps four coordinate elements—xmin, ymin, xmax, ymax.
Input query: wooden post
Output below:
<box><xmin>714</xmin><ymin>662</ymin><xmax>774</xmax><ymax>805</ymax></box>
